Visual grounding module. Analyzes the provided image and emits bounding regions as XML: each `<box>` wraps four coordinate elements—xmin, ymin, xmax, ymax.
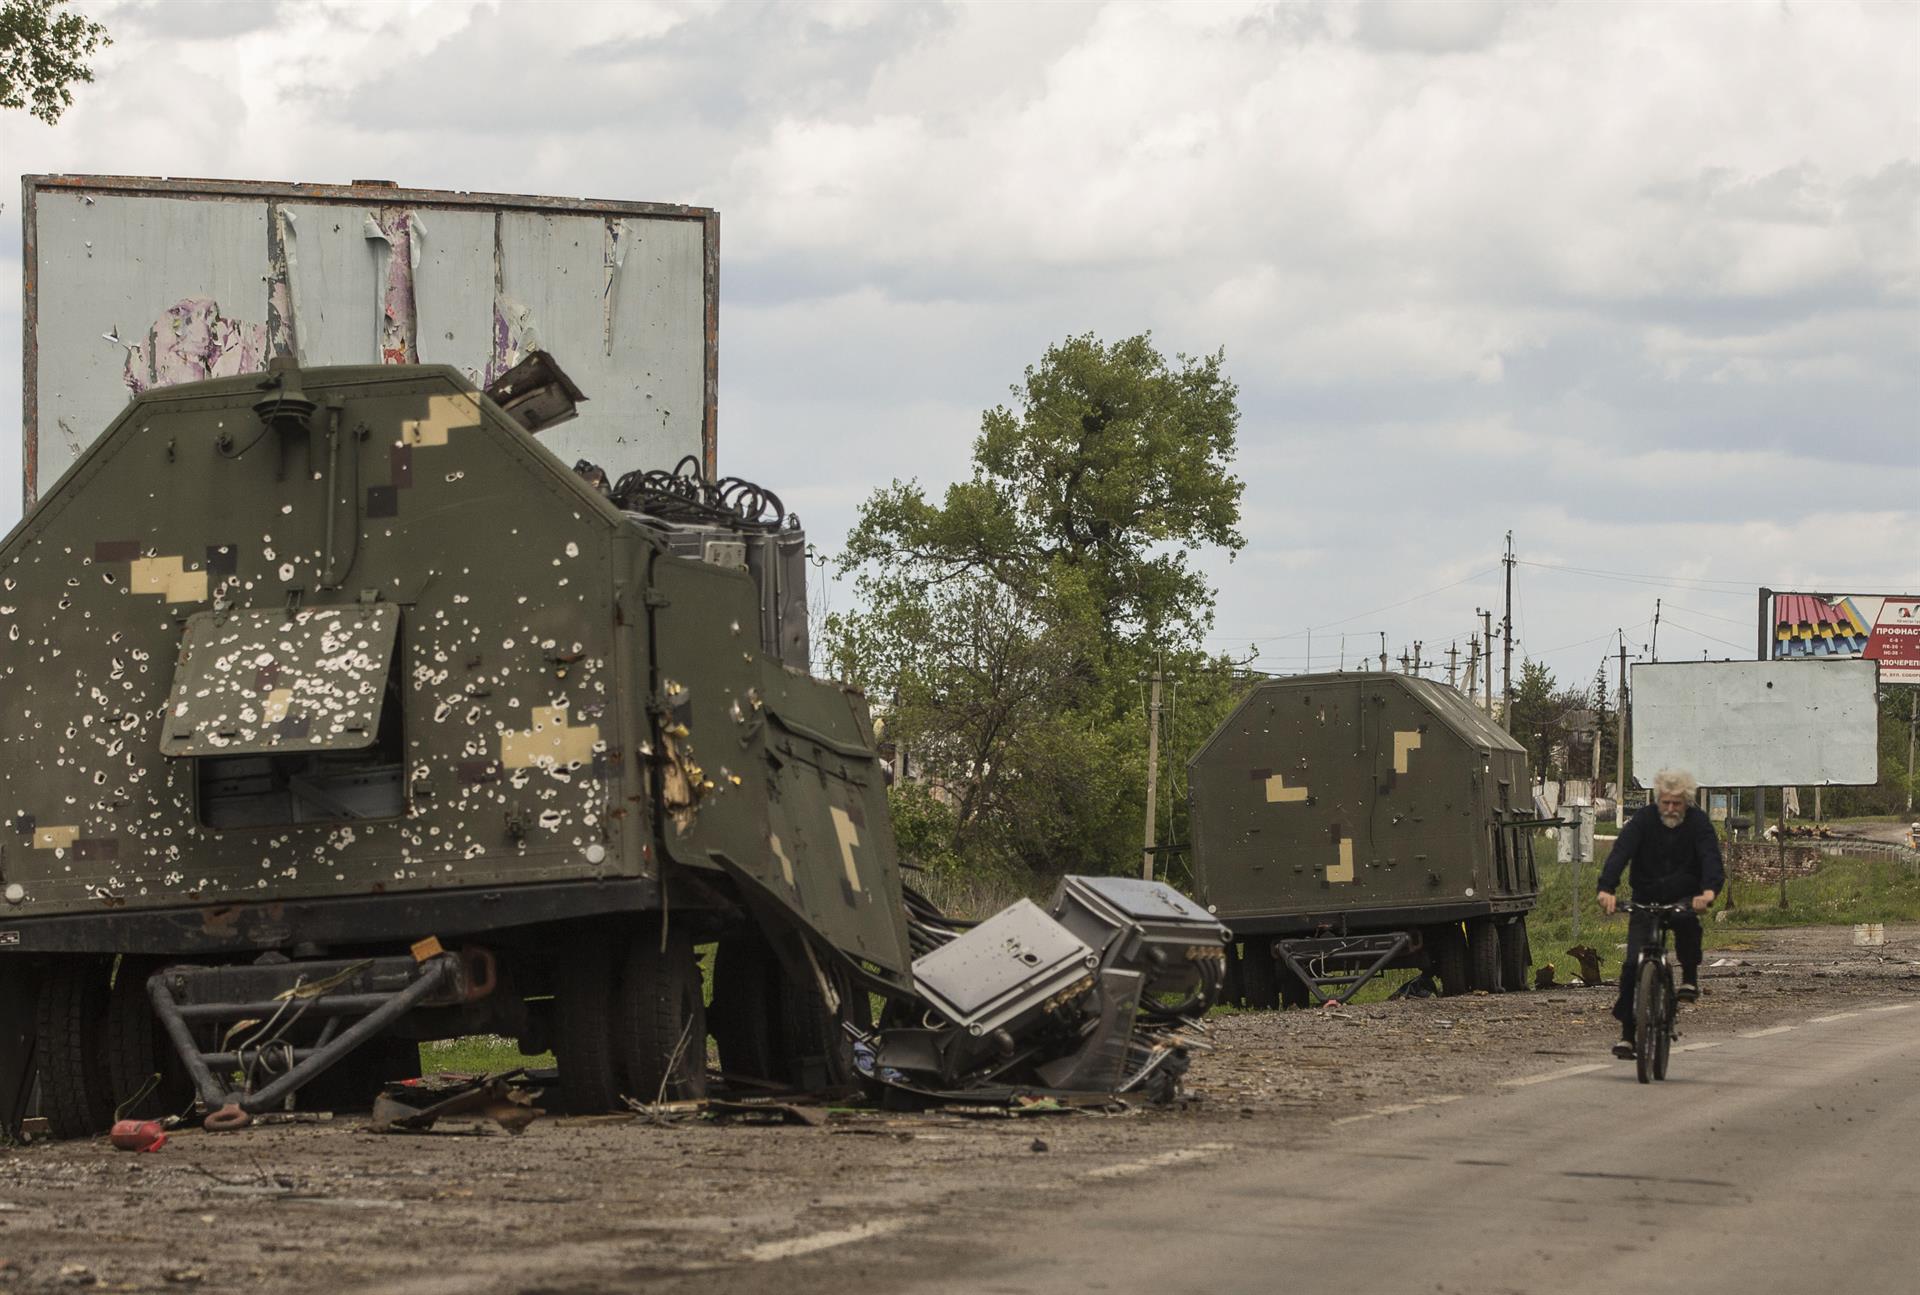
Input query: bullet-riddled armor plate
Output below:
<box><xmin>160</xmin><ymin>605</ymin><xmax>401</xmax><ymax>756</ymax></box>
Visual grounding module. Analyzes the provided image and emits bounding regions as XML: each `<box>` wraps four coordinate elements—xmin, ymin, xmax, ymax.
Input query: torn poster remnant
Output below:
<box><xmin>120</xmin><ymin>298</ymin><xmax>269</xmax><ymax>395</ymax></box>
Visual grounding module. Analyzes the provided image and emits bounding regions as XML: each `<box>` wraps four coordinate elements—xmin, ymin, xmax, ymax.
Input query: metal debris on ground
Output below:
<box><xmin>857</xmin><ymin>877</ymin><xmax>1228</xmax><ymax>1106</ymax></box>
<box><xmin>368</xmin><ymin>1072</ymin><xmax>543</xmax><ymax>1135</ymax></box>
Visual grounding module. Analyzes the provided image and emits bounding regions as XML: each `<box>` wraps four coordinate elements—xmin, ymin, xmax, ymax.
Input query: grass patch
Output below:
<box><xmin>420</xmin><ymin>1035</ymin><xmax>551</xmax><ymax>1075</ymax></box>
<box><xmin>1718</xmin><ymin>855</ymin><xmax>1920</xmax><ymax>930</ymax></box>
<box><xmin>1525</xmin><ymin>838</ymin><xmax>1920</xmax><ymax>985</ymax></box>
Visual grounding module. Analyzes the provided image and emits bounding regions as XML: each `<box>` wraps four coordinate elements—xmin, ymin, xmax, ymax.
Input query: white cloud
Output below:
<box><xmin>0</xmin><ymin>0</ymin><xmax>1913</xmax><ymax>696</ymax></box>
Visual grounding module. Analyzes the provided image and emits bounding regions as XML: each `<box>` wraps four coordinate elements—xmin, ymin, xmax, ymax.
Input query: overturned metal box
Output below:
<box><xmin>912</xmin><ymin>899</ymin><xmax>1100</xmax><ymax>1038</ymax></box>
<box><xmin>1048</xmin><ymin>876</ymin><xmax>1231</xmax><ymax>1013</ymax></box>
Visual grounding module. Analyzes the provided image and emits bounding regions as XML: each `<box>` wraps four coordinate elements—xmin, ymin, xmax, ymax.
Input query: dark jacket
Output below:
<box><xmin>1596</xmin><ymin>804</ymin><xmax>1725</xmax><ymax>903</ymax></box>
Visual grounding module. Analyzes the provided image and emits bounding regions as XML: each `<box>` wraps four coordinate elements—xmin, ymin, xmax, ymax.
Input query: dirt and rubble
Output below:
<box><xmin>2</xmin><ymin>923</ymin><xmax>1915</xmax><ymax>1295</ymax></box>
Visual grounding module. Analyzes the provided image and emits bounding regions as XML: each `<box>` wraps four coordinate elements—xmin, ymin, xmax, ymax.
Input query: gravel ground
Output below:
<box><xmin>2</xmin><ymin>924</ymin><xmax>1915</xmax><ymax>1295</ymax></box>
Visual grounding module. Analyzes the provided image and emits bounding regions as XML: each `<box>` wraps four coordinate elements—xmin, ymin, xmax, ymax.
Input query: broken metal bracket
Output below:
<box><xmin>1273</xmin><ymin>932</ymin><xmax>1412</xmax><ymax>1006</ymax></box>
<box><xmin>147</xmin><ymin>953</ymin><xmax>458</xmax><ymax>1120</ymax></box>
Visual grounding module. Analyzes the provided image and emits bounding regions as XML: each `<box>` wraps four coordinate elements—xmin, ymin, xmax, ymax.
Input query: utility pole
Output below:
<box><xmin>1141</xmin><ymin>670</ymin><xmax>1163</xmax><ymax>881</ymax></box>
<box><xmin>1413</xmin><ymin>641</ymin><xmax>1424</xmax><ymax>677</ymax></box>
<box><xmin>1615</xmin><ymin>632</ymin><xmax>1629</xmax><ymax>827</ymax></box>
<box><xmin>1447</xmin><ymin>640</ymin><xmax>1459</xmax><ymax>689</ymax></box>
<box><xmin>1379</xmin><ymin>632</ymin><xmax>1388</xmax><ymax>674</ymax></box>
<box><xmin>1399</xmin><ymin>650</ymin><xmax>1411</xmax><ymax>675</ymax></box>
<box><xmin>1465</xmin><ymin>634</ymin><xmax>1479</xmax><ymax>696</ymax></box>
<box><xmin>1482</xmin><ymin>609</ymin><xmax>1494</xmax><ymax>716</ymax></box>
<box><xmin>1502</xmin><ymin>532</ymin><xmax>1515</xmax><ymax>731</ymax></box>
<box><xmin>1651</xmin><ymin>598</ymin><xmax>1662</xmax><ymax>661</ymax></box>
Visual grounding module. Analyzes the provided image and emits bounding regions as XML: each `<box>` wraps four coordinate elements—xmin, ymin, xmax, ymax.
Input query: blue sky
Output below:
<box><xmin>2</xmin><ymin>0</ymin><xmax>1915</xmax><ymax>694</ymax></box>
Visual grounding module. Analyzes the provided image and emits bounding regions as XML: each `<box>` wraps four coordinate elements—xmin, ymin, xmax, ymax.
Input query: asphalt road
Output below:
<box><xmin>897</xmin><ymin>1000</ymin><xmax>1920</xmax><ymax>1295</ymax></box>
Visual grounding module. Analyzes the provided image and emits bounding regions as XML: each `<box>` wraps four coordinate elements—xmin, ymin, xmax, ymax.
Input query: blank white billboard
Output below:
<box><xmin>1630</xmin><ymin>660</ymin><xmax>1880</xmax><ymax>787</ymax></box>
<box><xmin>23</xmin><ymin>176</ymin><xmax>718</xmax><ymax>509</ymax></box>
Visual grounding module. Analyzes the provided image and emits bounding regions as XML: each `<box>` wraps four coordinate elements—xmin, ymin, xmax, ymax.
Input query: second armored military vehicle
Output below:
<box><xmin>1187</xmin><ymin>672</ymin><xmax>1542</xmax><ymax>1005</ymax></box>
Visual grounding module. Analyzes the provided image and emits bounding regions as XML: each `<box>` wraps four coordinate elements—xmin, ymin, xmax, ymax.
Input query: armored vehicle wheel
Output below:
<box><xmin>1240</xmin><ymin>942</ymin><xmax>1280</xmax><ymax>1010</ymax></box>
<box><xmin>712</xmin><ymin>932</ymin><xmax>859</xmax><ymax>1090</ymax></box>
<box><xmin>34</xmin><ymin>958</ymin><xmax>115</xmax><ymax>1138</ymax></box>
<box><xmin>712</xmin><ymin>933</ymin><xmax>779</xmax><ymax>1079</ymax></box>
<box><xmin>1466</xmin><ymin>917</ymin><xmax>1502</xmax><ymax>993</ymax></box>
<box><xmin>1426</xmin><ymin>923</ymin><xmax>1470</xmax><ymax>997</ymax></box>
<box><xmin>552</xmin><ymin>931</ymin><xmax>624</xmax><ymax>1114</ymax></box>
<box><xmin>613</xmin><ymin>923</ymin><xmax>708</xmax><ymax>1103</ymax></box>
<box><xmin>1278</xmin><ymin>962</ymin><xmax>1312</xmax><ymax>1010</ymax></box>
<box><xmin>105</xmin><ymin>958</ymin><xmax>194</xmax><ymax>1121</ymax></box>
<box><xmin>299</xmin><ymin>1036</ymin><xmax>421</xmax><ymax>1113</ymax></box>
<box><xmin>1497</xmin><ymin>916</ymin><xmax>1532</xmax><ymax>992</ymax></box>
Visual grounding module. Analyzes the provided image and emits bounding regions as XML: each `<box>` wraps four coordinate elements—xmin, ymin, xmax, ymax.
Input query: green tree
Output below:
<box><xmin>831</xmin><ymin>333</ymin><xmax>1248</xmax><ymax>883</ymax></box>
<box><xmin>1</xmin><ymin>0</ymin><xmax>109</xmax><ymax>124</ymax></box>
<box><xmin>842</xmin><ymin>333</ymin><xmax>1243</xmax><ymax>646</ymax></box>
<box><xmin>1507</xmin><ymin>658</ymin><xmax>1559</xmax><ymax>776</ymax></box>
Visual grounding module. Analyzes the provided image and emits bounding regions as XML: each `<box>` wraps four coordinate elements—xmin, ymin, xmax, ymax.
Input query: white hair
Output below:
<box><xmin>1652</xmin><ymin>769</ymin><xmax>1698</xmax><ymax>799</ymax></box>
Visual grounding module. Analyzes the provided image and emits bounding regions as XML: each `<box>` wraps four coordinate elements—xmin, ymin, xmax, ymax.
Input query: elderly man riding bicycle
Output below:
<box><xmin>1595</xmin><ymin>769</ymin><xmax>1725</xmax><ymax>1060</ymax></box>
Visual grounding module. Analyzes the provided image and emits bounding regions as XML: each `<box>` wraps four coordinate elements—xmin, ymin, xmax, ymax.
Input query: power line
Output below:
<box><xmin>1512</xmin><ymin>559</ymin><xmax>1755</xmax><ymax>596</ymax></box>
<box><xmin>1656</xmin><ymin>610</ymin><xmax>1753</xmax><ymax>654</ymax></box>
<box><xmin>1207</xmin><ymin>565</ymin><xmax>1502</xmax><ymax>646</ymax></box>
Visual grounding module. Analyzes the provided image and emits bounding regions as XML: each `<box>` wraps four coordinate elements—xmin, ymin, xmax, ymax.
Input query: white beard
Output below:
<box><xmin>1660</xmin><ymin>810</ymin><xmax>1684</xmax><ymax>828</ymax></box>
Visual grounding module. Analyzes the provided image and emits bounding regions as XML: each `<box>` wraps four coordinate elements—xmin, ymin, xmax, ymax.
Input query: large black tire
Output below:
<box><xmin>1466</xmin><ymin>917</ymin><xmax>1502</xmax><ymax>993</ymax></box>
<box><xmin>1278</xmin><ymin>959</ymin><xmax>1312</xmax><ymax>1010</ymax></box>
<box><xmin>552</xmin><ymin>931</ymin><xmax>623</xmax><ymax>1114</ymax></box>
<box><xmin>299</xmin><ymin>1036</ymin><xmax>421</xmax><ymax>1113</ymax></box>
<box><xmin>712</xmin><ymin>934</ymin><xmax>779</xmax><ymax>1080</ymax></box>
<box><xmin>613</xmin><ymin>923</ymin><xmax>708</xmax><ymax>1103</ymax></box>
<box><xmin>1241</xmin><ymin>942</ymin><xmax>1280</xmax><ymax>1011</ymax></box>
<box><xmin>1497</xmin><ymin>917</ymin><xmax>1532</xmax><ymax>992</ymax></box>
<box><xmin>711</xmin><ymin>932</ymin><xmax>856</xmax><ymax>1091</ymax></box>
<box><xmin>1428</xmin><ymin>924</ymin><xmax>1470</xmax><ymax>997</ymax></box>
<box><xmin>104</xmin><ymin>958</ymin><xmax>194</xmax><ymax>1121</ymax></box>
<box><xmin>35</xmin><ymin>959</ymin><xmax>115</xmax><ymax>1138</ymax></box>
<box><xmin>1634</xmin><ymin>958</ymin><xmax>1659</xmax><ymax>1085</ymax></box>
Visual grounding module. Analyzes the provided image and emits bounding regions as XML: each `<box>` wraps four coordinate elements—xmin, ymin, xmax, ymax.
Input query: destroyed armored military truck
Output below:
<box><xmin>1187</xmin><ymin>672</ymin><xmax>1543</xmax><ymax>1006</ymax></box>
<box><xmin>0</xmin><ymin>358</ymin><xmax>1227</xmax><ymax>1137</ymax></box>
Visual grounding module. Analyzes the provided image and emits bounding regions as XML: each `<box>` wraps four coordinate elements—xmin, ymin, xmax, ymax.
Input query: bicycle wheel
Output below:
<box><xmin>1652</xmin><ymin>976</ymin><xmax>1673</xmax><ymax>1081</ymax></box>
<box><xmin>1633</xmin><ymin>957</ymin><xmax>1658</xmax><ymax>1085</ymax></box>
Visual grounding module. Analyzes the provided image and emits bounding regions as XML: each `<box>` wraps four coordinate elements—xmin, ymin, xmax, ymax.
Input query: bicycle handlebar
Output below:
<box><xmin>1621</xmin><ymin>901</ymin><xmax>1696</xmax><ymax>914</ymax></box>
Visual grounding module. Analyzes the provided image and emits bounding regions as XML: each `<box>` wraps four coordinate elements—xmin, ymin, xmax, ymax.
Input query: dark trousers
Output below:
<box><xmin>1612</xmin><ymin>908</ymin><xmax>1703</xmax><ymax>1028</ymax></box>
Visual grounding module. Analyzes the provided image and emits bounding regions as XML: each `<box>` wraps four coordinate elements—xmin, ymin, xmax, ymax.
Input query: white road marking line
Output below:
<box><xmin>1083</xmin><ymin>1141</ymin><xmax>1233</xmax><ymax>1179</ymax></box>
<box><xmin>742</xmin><ymin>1219</ymin><xmax>908</xmax><ymax>1262</ymax></box>
<box><xmin>1740</xmin><ymin>1026</ymin><xmax>1795</xmax><ymax>1039</ymax></box>
<box><xmin>1333</xmin><ymin>1095</ymin><xmax>1463</xmax><ymax>1127</ymax></box>
<box><xmin>1808</xmin><ymin>1011</ymin><xmax>1862</xmax><ymax>1024</ymax></box>
<box><xmin>1863</xmin><ymin>1004</ymin><xmax>1915</xmax><ymax>1013</ymax></box>
<box><xmin>1673</xmin><ymin>1041</ymin><xmax>1725</xmax><ymax>1053</ymax></box>
<box><xmin>1499</xmin><ymin>1063</ymin><xmax>1607</xmax><ymax>1087</ymax></box>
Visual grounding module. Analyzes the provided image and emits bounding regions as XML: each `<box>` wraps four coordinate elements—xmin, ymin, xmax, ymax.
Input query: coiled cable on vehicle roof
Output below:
<box><xmin>612</xmin><ymin>454</ymin><xmax>792</xmax><ymax>531</ymax></box>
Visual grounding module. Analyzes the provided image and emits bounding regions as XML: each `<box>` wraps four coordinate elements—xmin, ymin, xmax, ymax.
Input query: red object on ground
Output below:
<box><xmin>108</xmin><ymin>1120</ymin><xmax>168</xmax><ymax>1153</ymax></box>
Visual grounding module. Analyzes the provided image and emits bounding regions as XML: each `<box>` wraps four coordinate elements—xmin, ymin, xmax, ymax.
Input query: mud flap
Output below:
<box><xmin>0</xmin><ymin>963</ymin><xmax>38</xmax><ymax>1137</ymax></box>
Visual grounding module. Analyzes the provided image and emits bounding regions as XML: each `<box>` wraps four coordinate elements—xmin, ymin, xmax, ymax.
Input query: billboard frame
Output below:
<box><xmin>21</xmin><ymin>173</ymin><xmax>720</xmax><ymax>507</ymax></box>
<box><xmin>1629</xmin><ymin>658</ymin><xmax>1881</xmax><ymax>789</ymax></box>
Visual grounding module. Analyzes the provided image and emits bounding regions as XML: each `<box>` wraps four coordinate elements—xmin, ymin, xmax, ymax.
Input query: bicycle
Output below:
<box><xmin>1622</xmin><ymin>901</ymin><xmax>1694</xmax><ymax>1084</ymax></box>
